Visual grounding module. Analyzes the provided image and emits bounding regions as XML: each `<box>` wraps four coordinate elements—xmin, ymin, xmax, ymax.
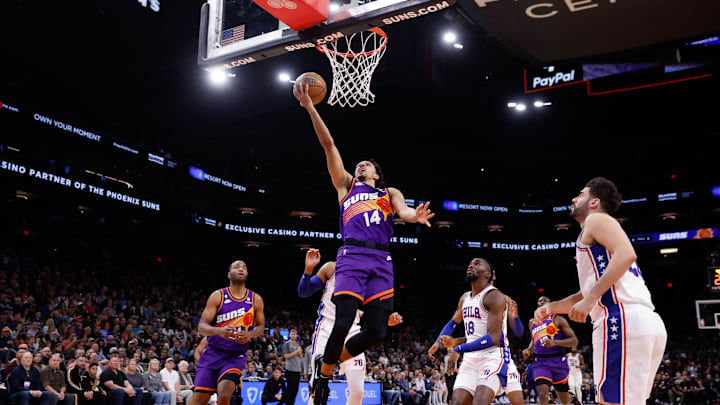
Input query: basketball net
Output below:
<box><xmin>317</xmin><ymin>28</ymin><xmax>388</xmax><ymax>108</ymax></box>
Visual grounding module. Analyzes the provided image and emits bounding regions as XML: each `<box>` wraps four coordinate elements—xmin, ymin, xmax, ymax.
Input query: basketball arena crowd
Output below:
<box><xmin>0</xmin><ymin>223</ymin><xmax>719</xmax><ymax>405</ymax></box>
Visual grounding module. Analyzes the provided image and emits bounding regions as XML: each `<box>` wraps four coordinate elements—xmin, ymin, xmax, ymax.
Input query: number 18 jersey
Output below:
<box><xmin>462</xmin><ymin>285</ymin><xmax>506</xmax><ymax>359</ymax></box>
<box><xmin>339</xmin><ymin>178</ymin><xmax>394</xmax><ymax>245</ymax></box>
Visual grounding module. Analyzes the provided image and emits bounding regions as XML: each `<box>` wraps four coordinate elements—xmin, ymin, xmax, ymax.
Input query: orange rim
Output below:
<box><xmin>316</xmin><ymin>28</ymin><xmax>388</xmax><ymax>58</ymax></box>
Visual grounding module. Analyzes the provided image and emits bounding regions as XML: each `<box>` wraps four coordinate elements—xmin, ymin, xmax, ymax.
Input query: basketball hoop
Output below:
<box><xmin>317</xmin><ymin>28</ymin><xmax>388</xmax><ymax>108</ymax></box>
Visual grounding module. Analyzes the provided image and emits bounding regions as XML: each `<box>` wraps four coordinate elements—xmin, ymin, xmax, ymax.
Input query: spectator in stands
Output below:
<box><xmin>84</xmin><ymin>362</ymin><xmax>104</xmax><ymax>405</ymax></box>
<box><xmin>243</xmin><ymin>363</ymin><xmax>260</xmax><ymax>379</ymax></box>
<box><xmin>144</xmin><ymin>359</ymin><xmax>171</xmax><ymax>405</ymax></box>
<box><xmin>27</xmin><ymin>322</ymin><xmax>41</xmax><ymax>338</ymax></box>
<box><xmin>33</xmin><ymin>352</ymin><xmax>45</xmax><ymax>371</ymax></box>
<box><xmin>49</xmin><ymin>332</ymin><xmax>61</xmax><ymax>347</ymax></box>
<box><xmin>124</xmin><ymin>359</ymin><xmax>145</xmax><ymax>391</ymax></box>
<box><xmin>429</xmin><ymin>370</ymin><xmax>445</xmax><ymax>405</ymax></box>
<box><xmin>0</xmin><ymin>311</ymin><xmax>11</xmax><ymax>330</ymax></box>
<box><xmin>397</xmin><ymin>371</ymin><xmax>421</xmax><ymax>405</ymax></box>
<box><xmin>87</xmin><ymin>352</ymin><xmax>102</xmax><ymax>373</ymax></box>
<box><xmin>66</xmin><ymin>355</ymin><xmax>89</xmax><ymax>404</ymax></box>
<box><xmin>39</xmin><ymin>347</ymin><xmax>52</xmax><ymax>366</ymax></box>
<box><xmin>100</xmin><ymin>356</ymin><xmax>143</xmax><ymax>405</ymax></box>
<box><xmin>252</xmin><ymin>353</ymin><xmax>263</xmax><ymax>371</ymax></box>
<box><xmin>40</xmin><ymin>353</ymin><xmax>75</xmax><ymax>405</ymax></box>
<box><xmin>281</xmin><ymin>328</ymin><xmax>302</xmax><ymax>405</ymax></box>
<box><xmin>378</xmin><ymin>351</ymin><xmax>389</xmax><ymax>367</ymax></box>
<box><xmin>261</xmin><ymin>367</ymin><xmax>287</xmax><ymax>405</ymax></box>
<box><xmin>8</xmin><ymin>352</ymin><xmax>56</xmax><ymax>405</ymax></box>
<box><xmin>68</xmin><ymin>348</ymin><xmax>86</xmax><ymax>369</ymax></box>
<box><xmin>0</xmin><ymin>325</ymin><xmax>13</xmax><ymax>362</ymax></box>
<box><xmin>160</xmin><ymin>358</ymin><xmax>181</xmax><ymax>404</ymax></box>
<box><xmin>171</xmin><ymin>351</ymin><xmax>182</xmax><ymax>366</ymax></box>
<box><xmin>4</xmin><ymin>345</ymin><xmax>27</xmax><ymax>378</ymax></box>
<box><xmin>89</xmin><ymin>343</ymin><xmax>105</xmax><ymax>363</ymax></box>
<box><xmin>411</xmin><ymin>370</ymin><xmax>428</xmax><ymax>405</ymax></box>
<box><xmin>128</xmin><ymin>339</ymin><xmax>139</xmax><ymax>356</ymax></box>
<box><xmin>264</xmin><ymin>365</ymin><xmax>273</xmax><ymax>379</ymax></box>
<box><xmin>381</xmin><ymin>370</ymin><xmax>400</xmax><ymax>405</ymax></box>
<box><xmin>131</xmin><ymin>350</ymin><xmax>144</xmax><ymax>373</ymax></box>
<box><xmin>670</xmin><ymin>376</ymin><xmax>684</xmax><ymax>404</ymax></box>
<box><xmin>177</xmin><ymin>360</ymin><xmax>193</xmax><ymax>404</ymax></box>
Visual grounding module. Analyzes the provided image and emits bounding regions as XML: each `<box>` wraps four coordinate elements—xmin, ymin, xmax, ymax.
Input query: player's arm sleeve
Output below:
<box><xmin>297</xmin><ymin>274</ymin><xmax>325</xmax><ymax>298</ymax></box>
<box><xmin>512</xmin><ymin>316</ymin><xmax>524</xmax><ymax>337</ymax></box>
<box><xmin>435</xmin><ymin>320</ymin><xmax>458</xmax><ymax>342</ymax></box>
<box><xmin>454</xmin><ymin>335</ymin><xmax>495</xmax><ymax>353</ymax></box>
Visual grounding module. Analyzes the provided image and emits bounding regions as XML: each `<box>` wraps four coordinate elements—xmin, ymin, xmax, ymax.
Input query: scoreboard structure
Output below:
<box><xmin>710</xmin><ymin>267</ymin><xmax>720</xmax><ymax>293</ymax></box>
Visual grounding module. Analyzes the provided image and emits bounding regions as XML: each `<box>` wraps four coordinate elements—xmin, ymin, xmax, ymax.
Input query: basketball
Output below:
<box><xmin>295</xmin><ymin>72</ymin><xmax>326</xmax><ymax>105</ymax></box>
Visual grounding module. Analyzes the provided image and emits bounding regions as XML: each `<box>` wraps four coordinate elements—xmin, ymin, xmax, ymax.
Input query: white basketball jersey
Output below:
<box><xmin>576</xmin><ymin>222</ymin><xmax>654</xmax><ymax>321</ymax></box>
<box><xmin>567</xmin><ymin>352</ymin><xmax>581</xmax><ymax>371</ymax></box>
<box><xmin>461</xmin><ymin>285</ymin><xmax>507</xmax><ymax>359</ymax></box>
<box><xmin>316</xmin><ymin>273</ymin><xmax>362</xmax><ymax>331</ymax></box>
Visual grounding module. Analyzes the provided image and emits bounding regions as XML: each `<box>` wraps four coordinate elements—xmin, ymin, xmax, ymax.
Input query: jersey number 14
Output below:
<box><xmin>363</xmin><ymin>210</ymin><xmax>381</xmax><ymax>227</ymax></box>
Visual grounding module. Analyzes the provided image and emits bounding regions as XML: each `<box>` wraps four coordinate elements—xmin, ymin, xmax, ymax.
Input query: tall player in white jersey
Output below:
<box><xmin>298</xmin><ymin>249</ymin><xmax>403</xmax><ymax>405</ymax></box>
<box><xmin>567</xmin><ymin>347</ymin><xmax>584</xmax><ymax>403</ymax></box>
<box><xmin>535</xmin><ymin>177</ymin><xmax>667</xmax><ymax>405</ymax></box>
<box><xmin>427</xmin><ymin>258</ymin><xmax>509</xmax><ymax>405</ymax></box>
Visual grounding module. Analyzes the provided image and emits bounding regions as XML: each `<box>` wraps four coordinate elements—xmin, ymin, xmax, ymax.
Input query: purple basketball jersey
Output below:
<box><xmin>531</xmin><ymin>314</ymin><xmax>566</xmax><ymax>355</ymax></box>
<box><xmin>207</xmin><ymin>288</ymin><xmax>256</xmax><ymax>353</ymax></box>
<box><xmin>339</xmin><ymin>179</ymin><xmax>394</xmax><ymax>245</ymax></box>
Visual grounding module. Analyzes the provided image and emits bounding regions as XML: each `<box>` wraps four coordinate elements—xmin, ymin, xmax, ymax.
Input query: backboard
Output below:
<box><xmin>695</xmin><ymin>299</ymin><xmax>720</xmax><ymax>330</ymax></box>
<box><xmin>198</xmin><ymin>0</ymin><xmax>454</xmax><ymax>70</ymax></box>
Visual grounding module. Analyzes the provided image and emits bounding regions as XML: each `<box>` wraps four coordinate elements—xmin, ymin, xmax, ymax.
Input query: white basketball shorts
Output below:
<box><xmin>454</xmin><ymin>348</ymin><xmax>505</xmax><ymax>397</ymax></box>
<box><xmin>591</xmin><ymin>303</ymin><xmax>666</xmax><ymax>405</ymax></box>
<box><xmin>310</xmin><ymin>317</ymin><xmax>365</xmax><ymax>375</ymax></box>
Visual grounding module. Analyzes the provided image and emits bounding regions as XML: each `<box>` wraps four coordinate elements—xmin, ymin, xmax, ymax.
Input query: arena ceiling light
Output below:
<box><xmin>508</xmin><ymin>100</ymin><xmax>551</xmax><ymax>110</ymax></box>
<box><xmin>278</xmin><ymin>72</ymin><xmax>291</xmax><ymax>82</ymax></box>
<box><xmin>441</xmin><ymin>31</ymin><xmax>463</xmax><ymax>49</ymax></box>
<box><xmin>290</xmin><ymin>210</ymin><xmax>319</xmax><ymax>219</ymax></box>
<box><xmin>660</xmin><ymin>247</ymin><xmax>679</xmax><ymax>254</ymax></box>
<box><xmin>208</xmin><ymin>69</ymin><xmax>234</xmax><ymax>85</ymax></box>
<box><xmin>534</xmin><ymin>101</ymin><xmax>553</xmax><ymax>107</ymax></box>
